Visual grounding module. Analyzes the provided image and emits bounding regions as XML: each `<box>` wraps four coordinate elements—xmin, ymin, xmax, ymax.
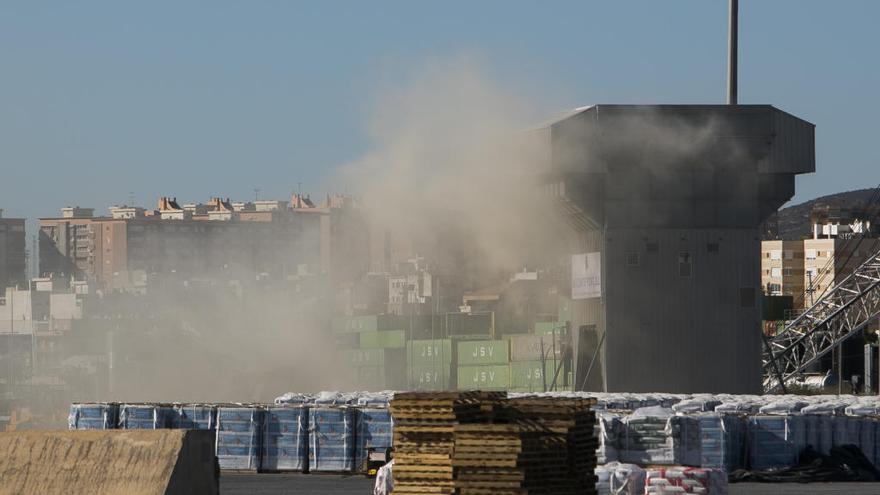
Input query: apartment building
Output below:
<box><xmin>39</xmin><ymin>194</ymin><xmax>371</xmax><ymax>291</ymax></box>
<box><xmin>760</xmin><ymin>240</ymin><xmax>805</xmax><ymax>298</ymax></box>
<box><xmin>0</xmin><ymin>209</ymin><xmax>27</xmax><ymax>289</ymax></box>
<box><xmin>761</xmin><ymin>206</ymin><xmax>880</xmax><ymax>308</ymax></box>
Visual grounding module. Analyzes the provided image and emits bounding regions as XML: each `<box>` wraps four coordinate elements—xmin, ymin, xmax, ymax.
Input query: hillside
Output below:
<box><xmin>767</xmin><ymin>188</ymin><xmax>877</xmax><ymax>240</ymax></box>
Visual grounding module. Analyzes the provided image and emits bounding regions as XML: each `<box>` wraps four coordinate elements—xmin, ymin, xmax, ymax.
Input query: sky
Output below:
<box><xmin>1</xmin><ymin>1</ymin><xmax>878</xmax><ymax>221</ymax></box>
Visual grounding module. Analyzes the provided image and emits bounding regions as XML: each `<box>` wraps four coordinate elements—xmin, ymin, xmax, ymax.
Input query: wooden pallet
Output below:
<box><xmin>390</xmin><ymin>392</ymin><xmax>599</xmax><ymax>495</ymax></box>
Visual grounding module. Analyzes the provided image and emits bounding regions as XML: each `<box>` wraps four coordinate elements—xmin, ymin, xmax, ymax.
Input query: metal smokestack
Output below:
<box><xmin>727</xmin><ymin>0</ymin><xmax>738</xmax><ymax>104</ymax></box>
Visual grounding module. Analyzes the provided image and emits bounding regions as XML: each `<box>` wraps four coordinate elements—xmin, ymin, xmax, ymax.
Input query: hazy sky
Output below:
<box><xmin>1</xmin><ymin>1</ymin><xmax>878</xmax><ymax>220</ymax></box>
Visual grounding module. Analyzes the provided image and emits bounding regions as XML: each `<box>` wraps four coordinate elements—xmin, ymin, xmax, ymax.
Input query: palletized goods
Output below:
<box><xmin>118</xmin><ymin>403</ymin><xmax>172</xmax><ymax>429</ymax></box>
<box><xmin>354</xmin><ymin>407</ymin><xmax>393</xmax><ymax>470</ymax></box>
<box><xmin>643</xmin><ymin>466</ymin><xmax>728</xmax><ymax>494</ymax></box>
<box><xmin>68</xmin><ymin>403</ymin><xmax>118</xmax><ymax>430</ymax></box>
<box><xmin>389</xmin><ymin>392</ymin><xmax>599</xmax><ymax>495</ymax></box>
<box><xmin>747</xmin><ymin>415</ymin><xmax>805</xmax><ymax>471</ymax></box>
<box><xmin>171</xmin><ymin>404</ymin><xmax>216</xmax><ymax>430</ymax></box>
<box><xmin>308</xmin><ymin>406</ymin><xmax>355</xmax><ymax>472</ymax></box>
<box><xmin>216</xmin><ymin>406</ymin><xmax>263</xmax><ymax>471</ymax></box>
<box><xmin>262</xmin><ymin>406</ymin><xmax>308</xmax><ymax>472</ymax></box>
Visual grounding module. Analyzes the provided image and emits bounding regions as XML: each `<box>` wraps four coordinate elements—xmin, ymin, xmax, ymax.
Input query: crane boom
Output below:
<box><xmin>763</xmin><ymin>245</ymin><xmax>880</xmax><ymax>392</ymax></box>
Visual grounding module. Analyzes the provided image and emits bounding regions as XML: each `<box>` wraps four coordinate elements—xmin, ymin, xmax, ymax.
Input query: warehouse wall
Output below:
<box><xmin>602</xmin><ymin>228</ymin><xmax>762</xmax><ymax>394</ymax></box>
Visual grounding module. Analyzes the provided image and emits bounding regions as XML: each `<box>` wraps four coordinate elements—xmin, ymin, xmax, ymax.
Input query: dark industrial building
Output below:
<box><xmin>545</xmin><ymin>105</ymin><xmax>815</xmax><ymax>394</ymax></box>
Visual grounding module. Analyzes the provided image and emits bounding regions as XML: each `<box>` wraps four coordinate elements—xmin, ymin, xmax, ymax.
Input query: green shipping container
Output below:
<box><xmin>510</xmin><ymin>362</ymin><xmax>572</xmax><ymax>392</ymax></box>
<box><xmin>353</xmin><ymin>365</ymin><xmax>387</xmax><ymax>389</ymax></box>
<box><xmin>332</xmin><ymin>315</ymin><xmax>380</xmax><ymax>333</ymax></box>
<box><xmin>407</xmin><ymin>339</ymin><xmax>453</xmax><ymax>366</ymax></box>
<box><xmin>457</xmin><ymin>365</ymin><xmax>510</xmax><ymax>390</ymax></box>
<box><xmin>352</xmin><ymin>315</ymin><xmax>379</xmax><ymax>332</ymax></box>
<box><xmin>408</xmin><ymin>365</ymin><xmax>452</xmax><ymax>391</ymax></box>
<box><xmin>509</xmin><ymin>361</ymin><xmax>553</xmax><ymax>391</ymax></box>
<box><xmin>508</xmin><ymin>334</ymin><xmax>566</xmax><ymax>362</ymax></box>
<box><xmin>339</xmin><ymin>348</ymin><xmax>386</xmax><ymax>366</ymax></box>
<box><xmin>359</xmin><ymin>330</ymin><xmax>406</xmax><ymax>349</ymax></box>
<box><xmin>457</xmin><ymin>340</ymin><xmax>509</xmax><ymax>366</ymax></box>
<box><xmin>534</xmin><ymin>321</ymin><xmax>567</xmax><ymax>336</ymax></box>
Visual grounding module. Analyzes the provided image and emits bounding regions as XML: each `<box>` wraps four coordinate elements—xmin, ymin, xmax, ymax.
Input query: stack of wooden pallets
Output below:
<box><xmin>390</xmin><ymin>391</ymin><xmax>504</xmax><ymax>495</ymax></box>
<box><xmin>390</xmin><ymin>393</ymin><xmax>598</xmax><ymax>495</ymax></box>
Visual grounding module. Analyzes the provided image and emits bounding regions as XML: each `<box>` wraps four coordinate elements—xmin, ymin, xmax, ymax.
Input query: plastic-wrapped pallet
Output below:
<box><xmin>845</xmin><ymin>402</ymin><xmax>880</xmax><ymax>417</ymax></box>
<box><xmin>672</xmin><ymin>397</ymin><xmax>722</xmax><ymax>414</ymax></box>
<box><xmin>747</xmin><ymin>415</ymin><xmax>805</xmax><ymax>471</ymax></box>
<box><xmin>670</xmin><ymin>415</ymin><xmax>702</xmax><ymax>467</ymax></box>
<box><xmin>118</xmin><ymin>403</ymin><xmax>171</xmax><ymax>429</ymax></box>
<box><xmin>274</xmin><ymin>392</ymin><xmax>313</xmax><ymax>405</ymax></box>
<box><xmin>620</xmin><ymin>407</ymin><xmax>682</xmax><ymax>465</ymax></box>
<box><xmin>355</xmin><ymin>407</ymin><xmax>393</xmax><ymax>471</ymax></box>
<box><xmin>832</xmin><ymin>415</ymin><xmax>861</xmax><ymax>448</ymax></box>
<box><xmin>857</xmin><ymin>418</ymin><xmax>876</xmax><ymax>468</ymax></box>
<box><xmin>800</xmin><ymin>406</ymin><xmax>835</xmax><ymax>456</ymax></box>
<box><xmin>714</xmin><ymin>400</ymin><xmax>761</xmax><ymax>415</ymax></box>
<box><xmin>644</xmin><ymin>467</ymin><xmax>728</xmax><ymax>494</ymax></box>
<box><xmin>595</xmin><ymin>464</ymin><xmax>613</xmax><ymax>495</ymax></box>
<box><xmin>594</xmin><ymin>462</ymin><xmax>646</xmax><ymax>495</ymax></box>
<box><xmin>262</xmin><ymin>405</ymin><xmax>308</xmax><ymax>472</ymax></box>
<box><xmin>758</xmin><ymin>400</ymin><xmax>808</xmax><ymax>415</ymax></box>
<box><xmin>171</xmin><ymin>404</ymin><xmax>216</xmax><ymax>430</ymax></box>
<box><xmin>309</xmin><ymin>406</ymin><xmax>355</xmax><ymax>472</ymax></box>
<box><xmin>596</xmin><ymin>413</ymin><xmax>622</xmax><ymax>464</ymax></box>
<box><xmin>357</xmin><ymin>391</ymin><xmax>395</xmax><ymax>407</ymax></box>
<box><xmin>692</xmin><ymin>413</ymin><xmax>745</xmax><ymax>472</ymax></box>
<box><xmin>68</xmin><ymin>403</ymin><xmax>118</xmax><ymax>430</ymax></box>
<box><xmin>216</xmin><ymin>406</ymin><xmax>264</xmax><ymax>471</ymax></box>
<box><xmin>313</xmin><ymin>391</ymin><xmax>355</xmax><ymax>406</ymax></box>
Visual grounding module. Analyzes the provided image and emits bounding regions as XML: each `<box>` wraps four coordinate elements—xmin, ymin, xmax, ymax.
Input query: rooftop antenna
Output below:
<box><xmin>727</xmin><ymin>0</ymin><xmax>738</xmax><ymax>104</ymax></box>
<box><xmin>254</xmin><ymin>188</ymin><xmax>261</xmax><ymax>202</ymax></box>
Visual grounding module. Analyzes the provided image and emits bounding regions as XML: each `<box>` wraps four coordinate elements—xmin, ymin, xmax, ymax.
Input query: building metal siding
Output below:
<box><xmin>603</xmin><ymin>228</ymin><xmax>761</xmax><ymax>394</ymax></box>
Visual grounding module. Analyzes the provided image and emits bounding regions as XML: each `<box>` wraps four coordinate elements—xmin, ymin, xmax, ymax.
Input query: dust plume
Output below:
<box><xmin>337</xmin><ymin>58</ymin><xmax>563</xmax><ymax>288</ymax></box>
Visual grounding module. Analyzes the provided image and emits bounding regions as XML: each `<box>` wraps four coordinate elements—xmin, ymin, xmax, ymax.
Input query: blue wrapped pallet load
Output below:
<box><xmin>68</xmin><ymin>402</ymin><xmax>118</xmax><ymax>430</ymax></box>
<box><xmin>355</xmin><ymin>407</ymin><xmax>393</xmax><ymax>471</ymax></box>
<box><xmin>309</xmin><ymin>406</ymin><xmax>355</xmax><ymax>472</ymax></box>
<box><xmin>262</xmin><ymin>406</ymin><xmax>309</xmax><ymax>472</ymax></box>
<box><xmin>118</xmin><ymin>403</ymin><xmax>172</xmax><ymax>429</ymax></box>
<box><xmin>748</xmin><ymin>415</ymin><xmax>806</xmax><ymax>471</ymax></box>
<box><xmin>216</xmin><ymin>405</ymin><xmax>264</xmax><ymax>471</ymax></box>
<box><xmin>171</xmin><ymin>404</ymin><xmax>217</xmax><ymax>430</ymax></box>
<box><xmin>692</xmin><ymin>412</ymin><xmax>746</xmax><ymax>472</ymax></box>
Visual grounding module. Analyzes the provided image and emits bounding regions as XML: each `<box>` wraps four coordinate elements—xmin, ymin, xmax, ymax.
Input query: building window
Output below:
<box><xmin>707</xmin><ymin>242</ymin><xmax>720</xmax><ymax>254</ymax></box>
<box><xmin>805</xmin><ymin>249</ymin><xmax>817</xmax><ymax>260</ymax></box>
<box><xmin>626</xmin><ymin>252</ymin><xmax>640</xmax><ymax>267</ymax></box>
<box><xmin>645</xmin><ymin>241</ymin><xmax>659</xmax><ymax>254</ymax></box>
<box><xmin>770</xmin><ymin>250</ymin><xmax>782</xmax><ymax>260</ymax></box>
<box><xmin>783</xmin><ymin>268</ymin><xmax>794</xmax><ymax>276</ymax></box>
<box><xmin>678</xmin><ymin>252</ymin><xmax>692</xmax><ymax>277</ymax></box>
<box><xmin>771</xmin><ymin>267</ymin><xmax>782</xmax><ymax>278</ymax></box>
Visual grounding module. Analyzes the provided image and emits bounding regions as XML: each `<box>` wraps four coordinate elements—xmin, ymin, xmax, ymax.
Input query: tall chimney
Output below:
<box><xmin>727</xmin><ymin>0</ymin><xmax>738</xmax><ymax>104</ymax></box>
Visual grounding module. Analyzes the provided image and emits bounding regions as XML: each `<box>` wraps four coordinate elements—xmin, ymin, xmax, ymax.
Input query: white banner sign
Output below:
<box><xmin>572</xmin><ymin>252</ymin><xmax>601</xmax><ymax>300</ymax></box>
